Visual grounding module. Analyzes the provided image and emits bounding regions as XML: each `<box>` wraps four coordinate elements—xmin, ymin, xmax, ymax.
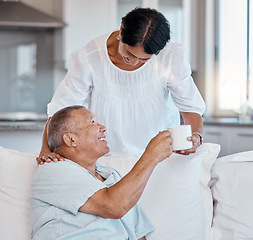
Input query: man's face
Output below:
<box><xmin>71</xmin><ymin>108</ymin><xmax>109</xmax><ymax>158</ymax></box>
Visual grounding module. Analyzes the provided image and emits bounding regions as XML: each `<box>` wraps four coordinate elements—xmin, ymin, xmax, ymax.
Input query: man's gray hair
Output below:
<box><xmin>47</xmin><ymin>105</ymin><xmax>85</xmax><ymax>152</ymax></box>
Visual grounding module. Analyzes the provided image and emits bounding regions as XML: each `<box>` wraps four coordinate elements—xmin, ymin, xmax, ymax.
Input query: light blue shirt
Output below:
<box><xmin>30</xmin><ymin>159</ymin><xmax>153</xmax><ymax>240</ymax></box>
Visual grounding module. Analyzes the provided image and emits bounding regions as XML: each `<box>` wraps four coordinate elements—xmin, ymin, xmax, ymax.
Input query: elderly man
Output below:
<box><xmin>30</xmin><ymin>105</ymin><xmax>172</xmax><ymax>240</ymax></box>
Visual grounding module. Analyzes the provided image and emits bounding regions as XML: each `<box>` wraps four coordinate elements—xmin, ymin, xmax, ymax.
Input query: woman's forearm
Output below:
<box><xmin>36</xmin><ymin>117</ymin><xmax>64</xmax><ymax>164</ymax></box>
<box><xmin>181</xmin><ymin>112</ymin><xmax>203</xmax><ymax>134</ymax></box>
<box><xmin>40</xmin><ymin>117</ymin><xmax>51</xmax><ymax>154</ymax></box>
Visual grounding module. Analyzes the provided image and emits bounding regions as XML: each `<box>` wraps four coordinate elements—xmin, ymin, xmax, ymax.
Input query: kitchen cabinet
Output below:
<box><xmin>203</xmin><ymin>125</ymin><xmax>230</xmax><ymax>157</ymax></box>
<box><xmin>229</xmin><ymin>127</ymin><xmax>253</xmax><ymax>155</ymax></box>
<box><xmin>203</xmin><ymin>125</ymin><xmax>253</xmax><ymax>157</ymax></box>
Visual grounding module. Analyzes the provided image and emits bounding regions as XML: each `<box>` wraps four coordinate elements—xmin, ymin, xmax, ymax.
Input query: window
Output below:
<box><xmin>215</xmin><ymin>0</ymin><xmax>253</xmax><ymax>117</ymax></box>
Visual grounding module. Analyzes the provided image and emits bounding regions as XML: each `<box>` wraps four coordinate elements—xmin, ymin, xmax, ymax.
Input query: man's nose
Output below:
<box><xmin>98</xmin><ymin>124</ymin><xmax>106</xmax><ymax>132</ymax></box>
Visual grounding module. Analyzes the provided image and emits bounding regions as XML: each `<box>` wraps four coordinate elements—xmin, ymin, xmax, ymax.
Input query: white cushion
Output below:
<box><xmin>0</xmin><ymin>146</ymin><xmax>37</xmax><ymax>240</ymax></box>
<box><xmin>209</xmin><ymin>150</ymin><xmax>253</xmax><ymax>240</ymax></box>
<box><xmin>99</xmin><ymin>143</ymin><xmax>220</xmax><ymax>240</ymax></box>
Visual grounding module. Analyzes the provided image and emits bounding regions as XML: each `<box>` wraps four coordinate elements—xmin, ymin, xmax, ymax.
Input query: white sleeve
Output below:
<box><xmin>47</xmin><ymin>49</ymin><xmax>93</xmax><ymax>117</ymax></box>
<box><xmin>169</xmin><ymin>76</ymin><xmax>206</xmax><ymax>115</ymax></box>
<box><xmin>165</xmin><ymin>44</ymin><xmax>206</xmax><ymax>115</ymax></box>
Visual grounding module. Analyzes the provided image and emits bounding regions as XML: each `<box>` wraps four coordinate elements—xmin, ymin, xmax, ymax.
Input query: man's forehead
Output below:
<box><xmin>73</xmin><ymin>108</ymin><xmax>94</xmax><ymax>120</ymax></box>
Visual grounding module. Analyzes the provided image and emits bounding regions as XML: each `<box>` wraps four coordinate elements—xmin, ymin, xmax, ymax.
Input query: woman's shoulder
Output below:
<box><xmin>154</xmin><ymin>41</ymin><xmax>188</xmax><ymax>68</ymax></box>
<box><xmin>80</xmin><ymin>32</ymin><xmax>111</xmax><ymax>53</ymax></box>
<box><xmin>159</xmin><ymin>41</ymin><xmax>185</xmax><ymax>56</ymax></box>
<box><xmin>69</xmin><ymin>32</ymin><xmax>111</xmax><ymax>63</ymax></box>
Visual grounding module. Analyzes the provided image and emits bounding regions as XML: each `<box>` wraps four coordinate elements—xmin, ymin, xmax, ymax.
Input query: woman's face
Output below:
<box><xmin>118</xmin><ymin>41</ymin><xmax>152</xmax><ymax>66</ymax></box>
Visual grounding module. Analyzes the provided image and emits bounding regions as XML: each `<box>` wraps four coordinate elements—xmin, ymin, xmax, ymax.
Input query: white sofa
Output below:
<box><xmin>0</xmin><ymin>143</ymin><xmax>252</xmax><ymax>240</ymax></box>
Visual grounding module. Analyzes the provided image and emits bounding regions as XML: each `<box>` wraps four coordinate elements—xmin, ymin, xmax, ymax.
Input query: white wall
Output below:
<box><xmin>63</xmin><ymin>0</ymin><xmax>118</xmax><ymax>68</ymax></box>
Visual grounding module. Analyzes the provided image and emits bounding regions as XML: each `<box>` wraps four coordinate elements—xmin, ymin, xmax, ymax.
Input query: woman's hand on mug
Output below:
<box><xmin>173</xmin><ymin>134</ymin><xmax>201</xmax><ymax>155</ymax></box>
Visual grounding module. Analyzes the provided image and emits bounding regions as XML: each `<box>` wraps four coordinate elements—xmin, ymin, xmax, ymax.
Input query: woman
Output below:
<box><xmin>38</xmin><ymin>7</ymin><xmax>205</xmax><ymax>163</ymax></box>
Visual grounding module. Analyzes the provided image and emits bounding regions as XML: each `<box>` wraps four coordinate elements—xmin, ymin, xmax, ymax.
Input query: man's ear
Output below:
<box><xmin>62</xmin><ymin>133</ymin><xmax>78</xmax><ymax>147</ymax></box>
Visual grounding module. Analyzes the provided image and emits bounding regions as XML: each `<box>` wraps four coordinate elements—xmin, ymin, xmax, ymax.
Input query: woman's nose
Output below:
<box><xmin>130</xmin><ymin>58</ymin><xmax>139</xmax><ymax>66</ymax></box>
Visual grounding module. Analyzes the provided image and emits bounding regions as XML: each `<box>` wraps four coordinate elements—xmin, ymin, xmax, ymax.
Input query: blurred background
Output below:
<box><xmin>0</xmin><ymin>0</ymin><xmax>252</xmax><ymax>156</ymax></box>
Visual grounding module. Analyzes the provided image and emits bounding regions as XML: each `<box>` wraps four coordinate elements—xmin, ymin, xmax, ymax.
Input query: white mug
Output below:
<box><xmin>168</xmin><ymin>125</ymin><xmax>193</xmax><ymax>151</ymax></box>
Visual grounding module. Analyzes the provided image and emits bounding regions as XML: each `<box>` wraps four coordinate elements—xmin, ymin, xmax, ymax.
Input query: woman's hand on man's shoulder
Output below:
<box><xmin>36</xmin><ymin>151</ymin><xmax>65</xmax><ymax>165</ymax></box>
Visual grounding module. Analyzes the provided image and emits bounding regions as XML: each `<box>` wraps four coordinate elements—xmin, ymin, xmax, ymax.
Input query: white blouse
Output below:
<box><xmin>48</xmin><ymin>32</ymin><xmax>206</xmax><ymax>157</ymax></box>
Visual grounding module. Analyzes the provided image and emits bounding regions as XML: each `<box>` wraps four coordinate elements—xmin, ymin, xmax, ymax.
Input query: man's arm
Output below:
<box><xmin>79</xmin><ymin>130</ymin><xmax>172</xmax><ymax>219</ymax></box>
<box><xmin>36</xmin><ymin>117</ymin><xmax>64</xmax><ymax>164</ymax></box>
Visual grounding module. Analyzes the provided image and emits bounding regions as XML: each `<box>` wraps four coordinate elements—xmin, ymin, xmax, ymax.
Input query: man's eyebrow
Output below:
<box><xmin>126</xmin><ymin>50</ymin><xmax>151</xmax><ymax>60</ymax></box>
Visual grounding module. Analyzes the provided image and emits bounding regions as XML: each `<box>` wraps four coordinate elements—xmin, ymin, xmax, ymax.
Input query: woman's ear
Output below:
<box><xmin>62</xmin><ymin>133</ymin><xmax>78</xmax><ymax>147</ymax></box>
<box><xmin>119</xmin><ymin>24</ymin><xmax>123</xmax><ymax>34</ymax></box>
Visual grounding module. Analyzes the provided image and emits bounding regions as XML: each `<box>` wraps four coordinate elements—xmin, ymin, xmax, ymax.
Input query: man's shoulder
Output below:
<box><xmin>38</xmin><ymin>159</ymin><xmax>76</xmax><ymax>170</ymax></box>
<box><xmin>33</xmin><ymin>160</ymin><xmax>85</xmax><ymax>182</ymax></box>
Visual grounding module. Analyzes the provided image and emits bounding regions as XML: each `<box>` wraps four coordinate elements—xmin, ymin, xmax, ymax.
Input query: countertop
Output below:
<box><xmin>0</xmin><ymin>120</ymin><xmax>46</xmax><ymax>131</ymax></box>
<box><xmin>203</xmin><ymin>117</ymin><xmax>253</xmax><ymax>127</ymax></box>
<box><xmin>0</xmin><ymin>112</ymin><xmax>47</xmax><ymax>131</ymax></box>
<box><xmin>1</xmin><ymin>117</ymin><xmax>253</xmax><ymax>131</ymax></box>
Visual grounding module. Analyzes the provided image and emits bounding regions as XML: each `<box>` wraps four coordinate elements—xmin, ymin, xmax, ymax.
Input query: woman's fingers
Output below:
<box><xmin>36</xmin><ymin>153</ymin><xmax>64</xmax><ymax>165</ymax></box>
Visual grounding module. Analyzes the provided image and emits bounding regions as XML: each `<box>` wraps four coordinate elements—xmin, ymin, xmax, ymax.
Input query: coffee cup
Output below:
<box><xmin>168</xmin><ymin>125</ymin><xmax>192</xmax><ymax>151</ymax></box>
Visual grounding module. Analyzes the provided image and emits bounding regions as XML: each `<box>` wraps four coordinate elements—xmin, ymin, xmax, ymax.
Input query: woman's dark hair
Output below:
<box><xmin>121</xmin><ymin>7</ymin><xmax>170</xmax><ymax>55</ymax></box>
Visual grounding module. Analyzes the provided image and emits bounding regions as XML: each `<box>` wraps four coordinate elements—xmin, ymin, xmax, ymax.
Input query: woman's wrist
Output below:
<box><xmin>192</xmin><ymin>132</ymin><xmax>203</xmax><ymax>145</ymax></box>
